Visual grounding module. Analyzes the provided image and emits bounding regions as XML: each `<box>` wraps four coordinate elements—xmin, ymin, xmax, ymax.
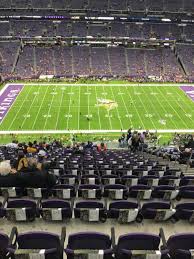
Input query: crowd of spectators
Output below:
<box><xmin>0</xmin><ymin>44</ymin><xmax>190</xmax><ymax>82</ymax></box>
<box><xmin>0</xmin><ymin>0</ymin><xmax>193</xmax><ymax>14</ymax></box>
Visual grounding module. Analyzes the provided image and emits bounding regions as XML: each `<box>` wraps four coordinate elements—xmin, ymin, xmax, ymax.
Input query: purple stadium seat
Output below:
<box><xmin>65</xmin><ymin>231</ymin><xmax>113</xmax><ymax>259</ymax></box>
<box><xmin>74</xmin><ymin>201</ymin><xmax>107</xmax><ymax>222</ymax></box>
<box><xmin>39</xmin><ymin>199</ymin><xmax>72</xmax><ymax>221</ymax></box>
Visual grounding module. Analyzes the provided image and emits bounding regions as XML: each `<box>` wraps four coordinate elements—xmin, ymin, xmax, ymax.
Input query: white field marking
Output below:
<box><xmin>1</xmin><ymin>129</ymin><xmax>194</xmax><ymax>134</ymax></box>
<box><xmin>167</xmin><ymin>92</ymin><xmax>172</xmax><ymax>95</ymax></box>
<box><xmin>149</xmin><ymin>86</ymin><xmax>177</xmax><ymax>129</ymax></box>
<box><xmin>55</xmin><ymin>87</ymin><xmax>65</xmax><ymax>129</ymax></box>
<box><xmin>125</xmin><ymin>114</ymin><xmax>133</xmax><ymax>118</ymax></box>
<box><xmin>65</xmin><ymin>114</ymin><xmax>72</xmax><ymax>118</ymax></box>
<box><xmin>61</xmin><ymin>87</ymin><xmax>67</xmax><ymax>91</ymax></box>
<box><xmin>94</xmin><ymin>85</ymin><xmax>102</xmax><ymax>130</ymax></box>
<box><xmin>50</xmin><ymin>92</ymin><xmax>57</xmax><ymax>95</ymax></box>
<box><xmin>102</xmin><ymin>85</ymin><xmax>113</xmax><ymax>130</ymax></box>
<box><xmin>118</xmin><ymin>85</ymin><xmax>133</xmax><ymax>126</ymax></box>
<box><xmin>172</xmin><ymin>87</ymin><xmax>194</xmax><ymax>122</ymax></box>
<box><xmin>66</xmin><ymin>85</ymin><xmax>73</xmax><ymax>130</ymax></box>
<box><xmin>43</xmin><ymin>85</ymin><xmax>58</xmax><ymax>129</ymax></box>
<box><xmin>150</xmin><ymin>92</ymin><xmax>158</xmax><ymax>95</ymax></box>
<box><xmin>140</xmin><ymin>86</ymin><xmax>158</xmax><ymax>129</ymax></box>
<box><xmin>31</xmin><ymin>85</ymin><xmax>50</xmax><ymax>129</ymax></box>
<box><xmin>157</xmin><ymin>86</ymin><xmax>188</xmax><ymax>128</ymax></box>
<box><xmin>165</xmin><ymin>114</ymin><xmax>173</xmax><ymax>118</ymax></box>
<box><xmin>7</xmin><ymin>85</ymin><xmax>31</xmax><ymax>130</ymax></box>
<box><xmin>159</xmin><ymin>119</ymin><xmax>166</xmax><ymax>125</ymax></box>
<box><xmin>0</xmin><ymin>84</ymin><xmax>24</xmax><ymax>126</ymax></box>
<box><xmin>87</xmin><ymin>85</ymin><xmax>90</xmax><ymax>130</ymax></box>
<box><xmin>125</xmin><ymin>85</ymin><xmax>145</xmax><ymax>128</ymax></box>
<box><xmin>67</xmin><ymin>92</ymin><xmax>74</xmax><ymax>95</ymax></box>
<box><xmin>133</xmin><ymin>85</ymin><xmax>156</xmax><ymax>128</ymax></box>
<box><xmin>84</xmin><ymin>92</ymin><xmax>91</xmax><ymax>95</ymax></box>
<box><xmin>33</xmin><ymin>92</ymin><xmax>39</xmax><ymax>95</ymax></box>
<box><xmin>110</xmin><ymin>85</ymin><xmax>123</xmax><ymax>129</ymax></box>
<box><xmin>43</xmin><ymin>115</ymin><xmax>52</xmax><ymax>118</ymax></box>
<box><xmin>134</xmin><ymin>92</ymin><xmax>142</xmax><ymax>95</ymax></box>
<box><xmin>78</xmin><ymin>84</ymin><xmax>80</xmax><ymax>130</ymax></box>
<box><xmin>105</xmin><ymin>114</ymin><xmax>113</xmax><ymax>118</ymax></box>
<box><xmin>145</xmin><ymin>114</ymin><xmax>153</xmax><ymax>118</ymax></box>
<box><xmin>185</xmin><ymin>114</ymin><xmax>192</xmax><ymax>118</ymax></box>
<box><xmin>20</xmin><ymin>85</ymin><xmax>42</xmax><ymax>128</ymax></box>
<box><xmin>102</xmin><ymin>92</ymin><xmax>108</xmax><ymax>95</ymax></box>
<box><xmin>23</xmin><ymin>114</ymin><xmax>31</xmax><ymax>118</ymax></box>
<box><xmin>5</xmin><ymin>83</ymin><xmax>194</xmax><ymax>88</ymax></box>
<box><xmin>84</xmin><ymin>114</ymin><xmax>93</xmax><ymax>118</ymax></box>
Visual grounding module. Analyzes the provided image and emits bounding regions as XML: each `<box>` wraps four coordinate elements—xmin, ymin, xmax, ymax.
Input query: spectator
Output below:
<box><xmin>27</xmin><ymin>142</ymin><xmax>37</xmax><ymax>153</ymax></box>
<box><xmin>97</xmin><ymin>142</ymin><xmax>107</xmax><ymax>152</ymax></box>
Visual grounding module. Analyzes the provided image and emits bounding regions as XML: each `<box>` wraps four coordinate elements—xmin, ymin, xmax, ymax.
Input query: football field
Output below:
<box><xmin>0</xmin><ymin>82</ymin><xmax>194</xmax><ymax>133</ymax></box>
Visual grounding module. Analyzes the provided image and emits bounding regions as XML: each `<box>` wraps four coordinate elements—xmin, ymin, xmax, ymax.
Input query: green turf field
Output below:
<box><xmin>0</xmin><ymin>83</ymin><xmax>194</xmax><ymax>132</ymax></box>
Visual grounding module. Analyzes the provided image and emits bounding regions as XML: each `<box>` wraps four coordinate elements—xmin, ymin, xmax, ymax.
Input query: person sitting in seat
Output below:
<box><xmin>97</xmin><ymin>142</ymin><xmax>107</xmax><ymax>152</ymax></box>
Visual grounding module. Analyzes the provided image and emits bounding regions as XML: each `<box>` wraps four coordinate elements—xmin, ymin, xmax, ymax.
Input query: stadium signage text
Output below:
<box><xmin>0</xmin><ymin>85</ymin><xmax>23</xmax><ymax>123</ymax></box>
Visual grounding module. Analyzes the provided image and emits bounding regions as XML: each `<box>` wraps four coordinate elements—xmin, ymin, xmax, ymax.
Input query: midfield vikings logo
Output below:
<box><xmin>96</xmin><ymin>98</ymin><xmax>118</xmax><ymax>111</ymax></box>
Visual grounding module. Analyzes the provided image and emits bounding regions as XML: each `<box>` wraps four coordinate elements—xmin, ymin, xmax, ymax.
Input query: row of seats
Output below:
<box><xmin>50</xmin><ymin>166</ymin><xmax>182</xmax><ymax>176</ymax></box>
<box><xmin>0</xmin><ymin>227</ymin><xmax>194</xmax><ymax>259</ymax></box>
<box><xmin>56</xmin><ymin>174</ymin><xmax>193</xmax><ymax>187</ymax></box>
<box><xmin>1</xmin><ymin>198</ymin><xmax>194</xmax><ymax>223</ymax></box>
<box><xmin>1</xmin><ymin>184</ymin><xmax>194</xmax><ymax>200</ymax></box>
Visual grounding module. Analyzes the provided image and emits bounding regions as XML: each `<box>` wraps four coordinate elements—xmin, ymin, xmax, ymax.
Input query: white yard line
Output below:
<box><xmin>8</xmin><ymin>85</ymin><xmax>31</xmax><ymax>130</ymax></box>
<box><xmin>110</xmin><ymin>85</ymin><xmax>123</xmax><ymax>130</ymax></box>
<box><xmin>87</xmin><ymin>85</ymin><xmax>91</xmax><ymax>130</ymax></box>
<box><xmin>66</xmin><ymin>85</ymin><xmax>73</xmax><ymax>130</ymax></box>
<box><xmin>124</xmin><ymin>85</ymin><xmax>146</xmax><ymax>129</ymax></box>
<box><xmin>132</xmin><ymin>85</ymin><xmax>155</xmax><ymax>129</ymax></box>
<box><xmin>103</xmin><ymin>85</ymin><xmax>113</xmax><ymax>130</ymax></box>
<box><xmin>78</xmin><ymin>84</ymin><xmax>81</xmax><ymax>130</ymax></box>
<box><xmin>143</xmin><ymin>88</ymin><xmax>177</xmax><ymax>128</ymax></box>
<box><xmin>55</xmin><ymin>87</ymin><xmax>64</xmax><ymax>130</ymax></box>
<box><xmin>157</xmin><ymin>86</ymin><xmax>188</xmax><ymax>128</ymax></box>
<box><xmin>118</xmin><ymin>85</ymin><xmax>133</xmax><ymax>126</ymax></box>
<box><xmin>1</xmin><ymin>82</ymin><xmax>194</xmax><ymax>134</ymax></box>
<box><xmin>0</xmin><ymin>129</ymin><xmax>194</xmax><ymax>134</ymax></box>
<box><xmin>20</xmin><ymin>85</ymin><xmax>41</xmax><ymax>129</ymax></box>
<box><xmin>173</xmin><ymin>87</ymin><xmax>194</xmax><ymax>120</ymax></box>
<box><xmin>94</xmin><ymin>84</ymin><xmax>102</xmax><ymax>130</ymax></box>
<box><xmin>31</xmin><ymin>85</ymin><xmax>50</xmax><ymax>129</ymax></box>
<box><xmin>7</xmin><ymin>83</ymin><xmax>194</xmax><ymax>87</ymax></box>
<box><xmin>43</xmin><ymin>85</ymin><xmax>58</xmax><ymax>129</ymax></box>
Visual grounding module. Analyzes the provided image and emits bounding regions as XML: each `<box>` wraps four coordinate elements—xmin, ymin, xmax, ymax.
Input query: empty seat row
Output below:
<box><xmin>57</xmin><ymin>174</ymin><xmax>192</xmax><ymax>187</ymax></box>
<box><xmin>1</xmin><ymin>198</ymin><xmax>194</xmax><ymax>224</ymax></box>
<box><xmin>1</xmin><ymin>227</ymin><xmax>194</xmax><ymax>259</ymax></box>
<box><xmin>1</xmin><ymin>184</ymin><xmax>194</xmax><ymax>200</ymax></box>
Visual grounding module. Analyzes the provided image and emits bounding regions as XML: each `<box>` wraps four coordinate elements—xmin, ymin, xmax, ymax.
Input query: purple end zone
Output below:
<box><xmin>180</xmin><ymin>86</ymin><xmax>194</xmax><ymax>102</ymax></box>
<box><xmin>0</xmin><ymin>84</ymin><xmax>24</xmax><ymax>123</ymax></box>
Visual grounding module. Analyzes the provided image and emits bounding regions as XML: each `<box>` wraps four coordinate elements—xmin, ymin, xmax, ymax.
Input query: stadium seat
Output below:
<box><xmin>108</xmin><ymin>200</ymin><xmax>140</xmax><ymax>223</ymax></box>
<box><xmin>39</xmin><ymin>199</ymin><xmax>72</xmax><ymax>221</ymax></box>
<box><xmin>140</xmin><ymin>201</ymin><xmax>176</xmax><ymax>222</ymax></box>
<box><xmin>103</xmin><ymin>184</ymin><xmax>128</xmax><ymax>200</ymax></box>
<box><xmin>65</xmin><ymin>231</ymin><xmax>113</xmax><ymax>259</ymax></box>
<box><xmin>5</xmin><ymin>199</ymin><xmax>37</xmax><ymax>222</ymax></box>
<box><xmin>9</xmin><ymin>227</ymin><xmax>65</xmax><ymax>259</ymax></box>
<box><xmin>114</xmin><ymin>230</ymin><xmax>163</xmax><ymax>259</ymax></box>
<box><xmin>74</xmin><ymin>201</ymin><xmax>107</xmax><ymax>222</ymax></box>
<box><xmin>52</xmin><ymin>184</ymin><xmax>76</xmax><ymax>199</ymax></box>
<box><xmin>78</xmin><ymin>184</ymin><xmax>102</xmax><ymax>199</ymax></box>
<box><xmin>128</xmin><ymin>184</ymin><xmax>152</xmax><ymax>199</ymax></box>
